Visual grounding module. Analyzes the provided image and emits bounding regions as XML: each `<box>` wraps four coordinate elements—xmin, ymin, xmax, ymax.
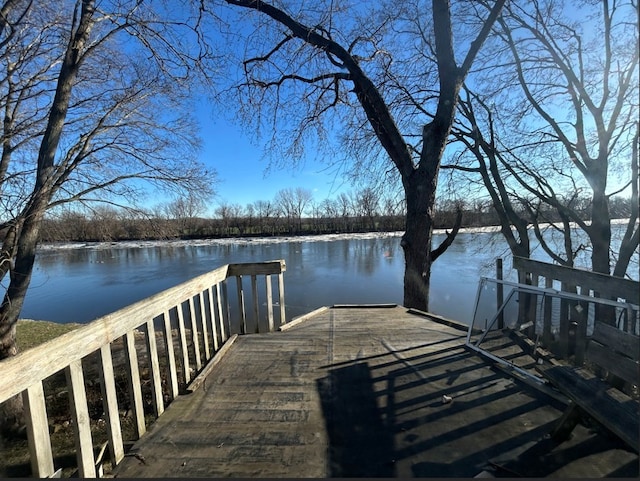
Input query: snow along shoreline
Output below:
<box><xmin>36</xmin><ymin>218</ymin><xmax>633</xmax><ymax>251</ymax></box>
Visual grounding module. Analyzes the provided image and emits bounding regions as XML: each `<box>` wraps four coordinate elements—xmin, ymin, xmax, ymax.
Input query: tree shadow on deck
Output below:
<box><xmin>316</xmin><ymin>339</ymin><xmax>639</xmax><ymax>478</ymax></box>
<box><xmin>317</xmin><ymin>363</ymin><xmax>396</xmax><ymax>477</ymax></box>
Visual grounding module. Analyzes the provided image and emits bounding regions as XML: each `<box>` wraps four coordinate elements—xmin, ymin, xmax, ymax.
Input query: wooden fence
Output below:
<box><xmin>510</xmin><ymin>256</ymin><xmax>639</xmax><ymax>363</ymax></box>
<box><xmin>0</xmin><ymin>260</ymin><xmax>287</xmax><ymax>478</ymax></box>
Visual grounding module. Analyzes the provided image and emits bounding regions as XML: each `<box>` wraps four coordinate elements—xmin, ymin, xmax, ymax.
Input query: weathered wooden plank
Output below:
<box><xmin>65</xmin><ymin>360</ymin><xmax>96</xmax><ymax>478</ymax></box>
<box><xmin>188</xmin><ymin>296</ymin><xmax>202</xmax><ymax>371</ymax></box>
<box><xmin>279</xmin><ymin>307</ymin><xmax>329</xmax><ymax>331</ymax></box>
<box><xmin>251</xmin><ymin>275</ymin><xmax>259</xmax><ymax>333</ymax></box>
<box><xmin>539</xmin><ymin>364</ymin><xmax>639</xmax><ymax>452</ymax></box>
<box><xmin>0</xmin><ymin>260</ymin><xmax>293</xmax><ymax>479</ymax></box>
<box><xmin>144</xmin><ymin>320</ymin><xmax>165</xmax><ymax>417</ymax></box>
<box><xmin>123</xmin><ymin>331</ymin><xmax>146</xmax><ymax>438</ymax></box>
<box><xmin>216</xmin><ymin>283</ymin><xmax>227</xmax><ymax>342</ymax></box>
<box><xmin>186</xmin><ymin>335</ymin><xmax>239</xmax><ymax>393</ymax></box>
<box><xmin>593</xmin><ymin>322</ymin><xmax>640</xmax><ymax>361</ymax></box>
<box><xmin>513</xmin><ymin>256</ymin><xmax>639</xmax><ymax>302</ymax></box>
<box><xmin>209</xmin><ymin>285</ymin><xmax>222</xmax><ymax>344</ymax></box>
<box><xmin>22</xmin><ymin>382</ymin><xmax>54</xmax><ymax>478</ymax></box>
<box><xmin>115</xmin><ymin>306</ymin><xmax>632</xmax><ymax>480</ymax></box>
<box><xmin>98</xmin><ymin>344</ymin><xmax>125</xmax><ymax>466</ymax></box>
<box><xmin>236</xmin><ymin>276</ymin><xmax>247</xmax><ymax>334</ymax></box>
<box><xmin>542</xmin><ymin>278</ymin><xmax>554</xmax><ymax>348</ymax></box>
<box><xmin>573</xmin><ymin>297</ymin><xmax>589</xmax><ymax>365</ymax></box>
<box><xmin>278</xmin><ymin>272</ymin><xmax>286</xmax><ymax>325</ymax></box>
<box><xmin>588</xmin><ymin>342</ymin><xmax>639</xmax><ymax>386</ymax></box>
<box><xmin>266</xmin><ymin>275</ymin><xmax>274</xmax><ymax>332</ymax></box>
<box><xmin>0</xmin><ymin>264</ymin><xmax>229</xmax><ymax>402</ymax></box>
<box><xmin>334</xmin><ymin>304</ymin><xmax>398</xmax><ymax>308</ymax></box>
<box><xmin>161</xmin><ymin>309</ymin><xmax>179</xmax><ymax>400</ymax></box>
<box><xmin>227</xmin><ymin>260</ymin><xmax>286</xmax><ymax>276</ymax></box>
<box><xmin>496</xmin><ymin>258</ymin><xmax>504</xmax><ymax>329</ymax></box>
<box><xmin>199</xmin><ymin>292</ymin><xmax>211</xmax><ymax>360</ymax></box>
<box><xmin>176</xmin><ymin>302</ymin><xmax>191</xmax><ymax>385</ymax></box>
<box><xmin>558</xmin><ymin>284</ymin><xmax>571</xmax><ymax>359</ymax></box>
<box><xmin>222</xmin><ymin>280</ymin><xmax>231</xmax><ymax>335</ymax></box>
<box><xmin>207</xmin><ymin>286</ymin><xmax>219</xmax><ymax>352</ymax></box>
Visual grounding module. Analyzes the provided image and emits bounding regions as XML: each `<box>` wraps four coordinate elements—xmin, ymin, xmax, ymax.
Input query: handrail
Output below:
<box><xmin>512</xmin><ymin>256</ymin><xmax>639</xmax><ymax>302</ymax></box>
<box><xmin>511</xmin><ymin>256</ymin><xmax>639</xmax><ymax>360</ymax></box>
<box><xmin>0</xmin><ymin>259</ymin><xmax>287</xmax><ymax>478</ymax></box>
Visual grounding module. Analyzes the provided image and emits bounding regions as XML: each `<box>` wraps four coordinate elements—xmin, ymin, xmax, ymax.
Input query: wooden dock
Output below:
<box><xmin>110</xmin><ymin>306</ymin><xmax>639</xmax><ymax>478</ymax></box>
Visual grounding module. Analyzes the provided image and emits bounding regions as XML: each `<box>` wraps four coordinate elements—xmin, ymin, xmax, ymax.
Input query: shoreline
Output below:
<box><xmin>36</xmin><ymin>218</ymin><xmax>635</xmax><ymax>251</ymax></box>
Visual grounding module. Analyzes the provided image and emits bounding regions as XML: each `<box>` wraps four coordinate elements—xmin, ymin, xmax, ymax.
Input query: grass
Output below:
<box><xmin>5</xmin><ymin>318</ymin><xmax>186</xmax><ymax>477</ymax></box>
<box><xmin>2</xmin><ymin>320</ymin><xmax>83</xmax><ymax>477</ymax></box>
<box><xmin>5</xmin><ymin>319</ymin><xmax>149</xmax><ymax>477</ymax></box>
<box><xmin>16</xmin><ymin>319</ymin><xmax>82</xmax><ymax>352</ymax></box>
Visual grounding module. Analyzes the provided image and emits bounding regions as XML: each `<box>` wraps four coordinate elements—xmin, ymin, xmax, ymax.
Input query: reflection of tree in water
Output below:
<box><xmin>381</xmin><ymin>237</ymin><xmax>398</xmax><ymax>262</ymax></box>
<box><xmin>352</xmin><ymin>239</ymin><xmax>378</xmax><ymax>276</ymax></box>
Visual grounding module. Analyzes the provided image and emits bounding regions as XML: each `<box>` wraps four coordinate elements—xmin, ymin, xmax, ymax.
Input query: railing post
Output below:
<box><xmin>496</xmin><ymin>258</ymin><xmax>504</xmax><ymax>329</ymax></box>
<box><xmin>559</xmin><ymin>282</ymin><xmax>571</xmax><ymax>359</ymax></box>
<box><xmin>216</xmin><ymin>283</ymin><xmax>227</xmax><ymax>342</ymax></box>
<box><xmin>176</xmin><ymin>302</ymin><xmax>191</xmax><ymax>386</ymax></box>
<box><xmin>278</xmin><ymin>271</ymin><xmax>286</xmax><ymax>326</ymax></box>
<box><xmin>22</xmin><ymin>383</ymin><xmax>54</xmax><ymax>478</ymax></box>
<box><xmin>222</xmin><ymin>280</ymin><xmax>231</xmax><ymax>335</ymax></box>
<box><xmin>207</xmin><ymin>286</ymin><xmax>220</xmax><ymax>351</ymax></box>
<box><xmin>123</xmin><ymin>331</ymin><xmax>146</xmax><ymax>438</ymax></box>
<box><xmin>143</xmin><ymin>320</ymin><xmax>165</xmax><ymax>417</ymax></box>
<box><xmin>98</xmin><ymin>344</ymin><xmax>125</xmax><ymax>466</ymax></box>
<box><xmin>65</xmin><ymin>360</ymin><xmax>96</xmax><ymax>478</ymax></box>
<box><xmin>188</xmin><ymin>297</ymin><xmax>202</xmax><ymax>371</ymax></box>
<box><xmin>266</xmin><ymin>275</ymin><xmax>274</xmax><ymax>332</ymax></box>
<box><xmin>236</xmin><ymin>276</ymin><xmax>247</xmax><ymax>334</ymax></box>
<box><xmin>198</xmin><ymin>292</ymin><xmax>211</xmax><ymax>359</ymax></box>
<box><xmin>161</xmin><ymin>309</ymin><xmax>179</xmax><ymax>400</ymax></box>
<box><xmin>251</xmin><ymin>275</ymin><xmax>259</xmax><ymax>333</ymax></box>
<box><xmin>542</xmin><ymin>278</ymin><xmax>554</xmax><ymax>349</ymax></box>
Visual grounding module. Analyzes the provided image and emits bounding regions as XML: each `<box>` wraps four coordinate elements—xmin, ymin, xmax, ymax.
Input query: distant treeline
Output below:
<box><xmin>37</xmin><ymin>195</ymin><xmax>633</xmax><ymax>243</ymax></box>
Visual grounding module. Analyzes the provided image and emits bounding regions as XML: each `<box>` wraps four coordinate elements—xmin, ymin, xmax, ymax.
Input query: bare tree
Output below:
<box><xmin>354</xmin><ymin>187</ymin><xmax>381</xmax><ymax>230</ymax></box>
<box><xmin>165</xmin><ymin>193</ymin><xmax>208</xmax><ymax>236</ymax></box>
<box><xmin>218</xmin><ymin>0</ymin><xmax>506</xmax><ymax>310</ymax></box>
<box><xmin>214</xmin><ymin>201</ymin><xmax>234</xmax><ymax>235</ymax></box>
<box><xmin>275</xmin><ymin>187</ymin><xmax>313</xmax><ymax>234</ymax></box>
<box><xmin>252</xmin><ymin>199</ymin><xmax>276</xmax><ymax>235</ymax></box>
<box><xmin>448</xmin><ymin>0</ymin><xmax>638</xmax><ymax>279</ymax></box>
<box><xmin>0</xmin><ymin>0</ymin><xmax>216</xmax><ymax>372</ymax></box>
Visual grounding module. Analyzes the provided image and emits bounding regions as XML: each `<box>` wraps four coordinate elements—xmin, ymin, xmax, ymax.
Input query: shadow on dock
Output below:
<box><xmin>110</xmin><ymin>306</ymin><xmax>639</xmax><ymax>478</ymax></box>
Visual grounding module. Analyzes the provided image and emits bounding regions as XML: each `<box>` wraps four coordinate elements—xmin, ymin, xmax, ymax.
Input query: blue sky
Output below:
<box><xmin>197</xmin><ymin>112</ymin><xmax>353</xmax><ymax>212</ymax></box>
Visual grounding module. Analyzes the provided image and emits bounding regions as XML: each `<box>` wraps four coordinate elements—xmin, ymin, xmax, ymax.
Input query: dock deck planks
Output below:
<box><xmin>111</xmin><ymin>306</ymin><xmax>639</xmax><ymax>478</ymax></box>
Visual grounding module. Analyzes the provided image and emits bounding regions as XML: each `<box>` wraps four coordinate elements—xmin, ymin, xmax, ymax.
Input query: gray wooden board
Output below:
<box><xmin>111</xmin><ymin>306</ymin><xmax>638</xmax><ymax>478</ymax></box>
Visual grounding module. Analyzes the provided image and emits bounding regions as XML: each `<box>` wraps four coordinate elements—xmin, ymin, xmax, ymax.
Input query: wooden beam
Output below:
<box><xmin>98</xmin><ymin>344</ymin><xmax>125</xmax><ymax>466</ymax></box>
<box><xmin>513</xmin><ymin>256</ymin><xmax>639</xmax><ymax>302</ymax></box>
<box><xmin>22</xmin><ymin>383</ymin><xmax>54</xmax><ymax>478</ymax></box>
<box><xmin>65</xmin><ymin>360</ymin><xmax>96</xmax><ymax>478</ymax></box>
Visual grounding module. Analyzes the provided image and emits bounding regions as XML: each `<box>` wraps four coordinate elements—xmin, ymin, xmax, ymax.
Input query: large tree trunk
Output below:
<box><xmin>0</xmin><ymin>204</ymin><xmax>46</xmax><ymax>436</ymax></box>
<box><xmin>401</xmin><ymin>170</ymin><xmax>437</xmax><ymax>311</ymax></box>
<box><xmin>0</xmin><ymin>0</ymin><xmax>95</xmax><ymax>434</ymax></box>
<box><xmin>223</xmin><ymin>0</ymin><xmax>506</xmax><ymax>313</ymax></box>
<box><xmin>589</xmin><ymin>175</ymin><xmax>612</xmax><ymax>275</ymax></box>
<box><xmin>0</xmin><ymin>205</ymin><xmax>45</xmax><ymax>360</ymax></box>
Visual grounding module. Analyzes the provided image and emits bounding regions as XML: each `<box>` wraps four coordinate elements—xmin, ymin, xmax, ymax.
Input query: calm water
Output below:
<box><xmin>22</xmin><ymin>226</ymin><xmax>636</xmax><ymax>325</ymax></box>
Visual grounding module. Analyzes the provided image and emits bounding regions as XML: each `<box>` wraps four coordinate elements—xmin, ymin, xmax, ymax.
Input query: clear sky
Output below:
<box><xmin>197</xmin><ymin>107</ymin><xmax>352</xmax><ymax>213</ymax></box>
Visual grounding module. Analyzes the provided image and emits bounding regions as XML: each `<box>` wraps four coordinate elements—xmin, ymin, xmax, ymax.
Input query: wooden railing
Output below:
<box><xmin>0</xmin><ymin>260</ymin><xmax>286</xmax><ymax>478</ymax></box>
<box><xmin>510</xmin><ymin>256</ymin><xmax>639</xmax><ymax>363</ymax></box>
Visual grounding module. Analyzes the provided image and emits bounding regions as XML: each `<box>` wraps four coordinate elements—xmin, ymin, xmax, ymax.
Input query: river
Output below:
<box><xmin>22</xmin><ymin>225</ymin><xmax>637</xmax><ymax>325</ymax></box>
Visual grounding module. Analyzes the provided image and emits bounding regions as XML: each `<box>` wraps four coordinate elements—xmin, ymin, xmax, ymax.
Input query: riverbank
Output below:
<box><xmin>35</xmin><ymin>218</ymin><xmax>635</xmax><ymax>251</ymax></box>
<box><xmin>16</xmin><ymin>320</ymin><xmax>81</xmax><ymax>351</ymax></box>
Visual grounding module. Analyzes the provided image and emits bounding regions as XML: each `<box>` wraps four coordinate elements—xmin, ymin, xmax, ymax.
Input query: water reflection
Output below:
<box><xmin>23</xmin><ymin>228</ymin><xmax>638</xmax><ymax>325</ymax></box>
